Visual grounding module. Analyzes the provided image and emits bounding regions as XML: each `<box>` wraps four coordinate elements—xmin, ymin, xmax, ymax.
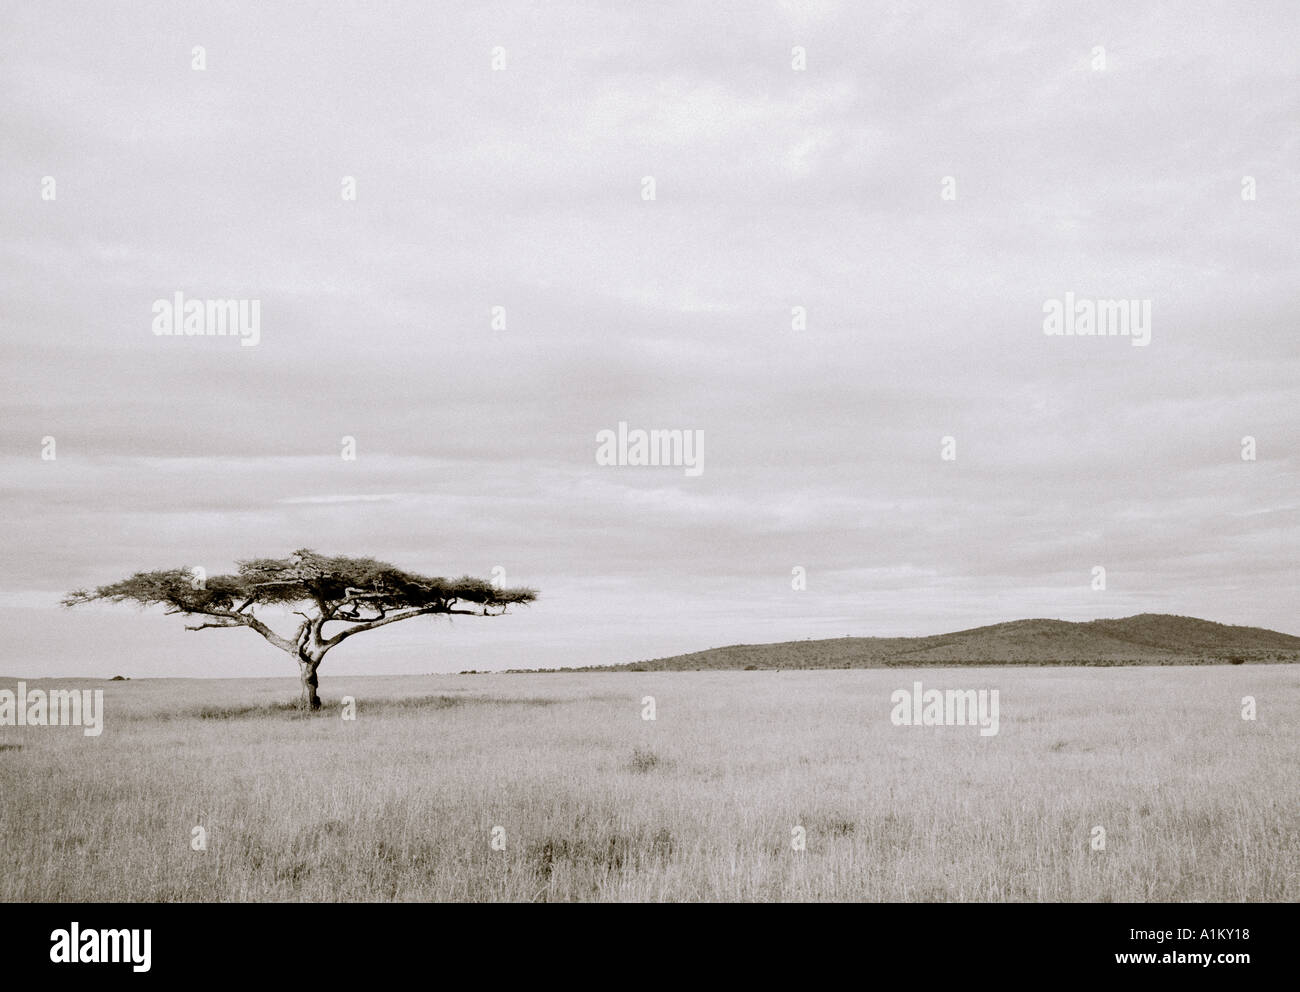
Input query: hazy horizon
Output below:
<box><xmin>3</xmin><ymin>605</ymin><xmax>1296</xmax><ymax>680</ymax></box>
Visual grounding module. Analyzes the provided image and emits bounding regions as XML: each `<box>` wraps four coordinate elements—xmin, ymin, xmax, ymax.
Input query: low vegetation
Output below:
<box><xmin>1</xmin><ymin>666</ymin><xmax>1294</xmax><ymax>901</ymax></box>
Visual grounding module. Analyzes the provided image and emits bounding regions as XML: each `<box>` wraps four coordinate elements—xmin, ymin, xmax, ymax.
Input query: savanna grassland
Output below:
<box><xmin>1</xmin><ymin>667</ymin><xmax>1295</xmax><ymax>902</ymax></box>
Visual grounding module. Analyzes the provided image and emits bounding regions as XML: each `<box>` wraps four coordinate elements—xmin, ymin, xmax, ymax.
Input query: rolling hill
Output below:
<box><xmin>580</xmin><ymin>614</ymin><xmax>1300</xmax><ymax>671</ymax></box>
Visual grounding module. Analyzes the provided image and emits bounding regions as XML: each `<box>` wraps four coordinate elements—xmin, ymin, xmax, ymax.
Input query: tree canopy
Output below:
<box><xmin>64</xmin><ymin>549</ymin><xmax>537</xmax><ymax>708</ymax></box>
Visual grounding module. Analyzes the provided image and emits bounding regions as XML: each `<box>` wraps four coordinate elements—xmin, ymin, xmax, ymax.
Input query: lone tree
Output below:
<box><xmin>63</xmin><ymin>549</ymin><xmax>537</xmax><ymax>710</ymax></box>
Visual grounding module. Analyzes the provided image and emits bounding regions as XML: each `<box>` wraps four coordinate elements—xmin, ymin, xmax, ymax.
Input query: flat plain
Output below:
<box><xmin>1</xmin><ymin>666</ymin><xmax>1295</xmax><ymax>901</ymax></box>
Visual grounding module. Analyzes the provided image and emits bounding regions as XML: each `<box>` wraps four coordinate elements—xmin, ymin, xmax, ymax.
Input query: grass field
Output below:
<box><xmin>1</xmin><ymin>667</ymin><xmax>1295</xmax><ymax>901</ymax></box>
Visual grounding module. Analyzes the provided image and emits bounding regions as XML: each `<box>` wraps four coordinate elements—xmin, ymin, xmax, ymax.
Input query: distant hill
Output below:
<box><xmin>577</xmin><ymin>614</ymin><xmax>1300</xmax><ymax>672</ymax></box>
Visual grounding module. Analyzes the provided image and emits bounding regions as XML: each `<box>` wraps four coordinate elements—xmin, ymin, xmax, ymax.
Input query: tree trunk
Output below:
<box><xmin>295</xmin><ymin>618</ymin><xmax>330</xmax><ymax>711</ymax></box>
<box><xmin>298</xmin><ymin>655</ymin><xmax>321</xmax><ymax>710</ymax></box>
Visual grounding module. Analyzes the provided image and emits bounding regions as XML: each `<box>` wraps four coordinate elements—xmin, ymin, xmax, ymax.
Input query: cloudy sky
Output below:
<box><xmin>2</xmin><ymin>1</ymin><xmax>1297</xmax><ymax>678</ymax></box>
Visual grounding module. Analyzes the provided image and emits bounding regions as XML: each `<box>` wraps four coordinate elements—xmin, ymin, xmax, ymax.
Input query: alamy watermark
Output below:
<box><xmin>595</xmin><ymin>421</ymin><xmax>704</xmax><ymax>477</ymax></box>
<box><xmin>50</xmin><ymin>923</ymin><xmax>150</xmax><ymax>972</ymax></box>
<box><xmin>1043</xmin><ymin>292</ymin><xmax>1150</xmax><ymax>347</ymax></box>
<box><xmin>890</xmin><ymin>681</ymin><xmax>1000</xmax><ymax>736</ymax></box>
<box><xmin>151</xmin><ymin>292</ymin><xmax>261</xmax><ymax>346</ymax></box>
<box><xmin>0</xmin><ymin>682</ymin><xmax>104</xmax><ymax>736</ymax></box>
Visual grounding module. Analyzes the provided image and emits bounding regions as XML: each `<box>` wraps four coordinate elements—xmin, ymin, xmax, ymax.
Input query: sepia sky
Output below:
<box><xmin>2</xmin><ymin>1</ymin><xmax>1297</xmax><ymax>677</ymax></box>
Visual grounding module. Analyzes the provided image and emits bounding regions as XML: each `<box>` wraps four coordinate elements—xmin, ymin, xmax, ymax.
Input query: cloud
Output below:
<box><xmin>1</xmin><ymin>1</ymin><xmax>1297</xmax><ymax>675</ymax></box>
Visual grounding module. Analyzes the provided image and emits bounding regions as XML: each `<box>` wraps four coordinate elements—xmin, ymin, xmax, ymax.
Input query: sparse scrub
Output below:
<box><xmin>627</xmin><ymin>747</ymin><xmax>663</xmax><ymax>773</ymax></box>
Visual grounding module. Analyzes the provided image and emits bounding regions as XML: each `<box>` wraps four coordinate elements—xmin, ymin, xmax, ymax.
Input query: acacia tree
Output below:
<box><xmin>63</xmin><ymin>549</ymin><xmax>537</xmax><ymax>710</ymax></box>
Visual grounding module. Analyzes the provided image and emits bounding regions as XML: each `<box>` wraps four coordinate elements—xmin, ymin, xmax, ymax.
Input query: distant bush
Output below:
<box><xmin>627</xmin><ymin>748</ymin><xmax>662</xmax><ymax>773</ymax></box>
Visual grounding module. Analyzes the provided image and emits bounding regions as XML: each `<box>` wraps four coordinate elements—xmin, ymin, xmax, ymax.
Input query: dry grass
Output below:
<box><xmin>0</xmin><ymin>667</ymin><xmax>1295</xmax><ymax>902</ymax></box>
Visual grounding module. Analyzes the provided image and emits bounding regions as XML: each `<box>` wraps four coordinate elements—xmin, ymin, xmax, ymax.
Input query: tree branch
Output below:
<box><xmin>324</xmin><ymin>605</ymin><xmax>445</xmax><ymax>647</ymax></box>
